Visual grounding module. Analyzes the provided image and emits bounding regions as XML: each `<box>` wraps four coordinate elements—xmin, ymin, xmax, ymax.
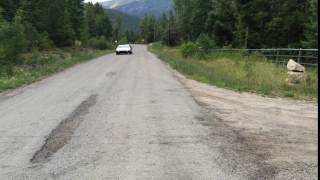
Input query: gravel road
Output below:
<box><xmin>0</xmin><ymin>45</ymin><xmax>317</xmax><ymax>179</ymax></box>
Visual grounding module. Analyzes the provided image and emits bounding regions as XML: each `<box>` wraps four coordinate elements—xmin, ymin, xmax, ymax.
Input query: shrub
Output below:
<box><xmin>87</xmin><ymin>36</ymin><xmax>111</xmax><ymax>50</ymax></box>
<box><xmin>181</xmin><ymin>42</ymin><xmax>199</xmax><ymax>57</ymax></box>
<box><xmin>38</xmin><ymin>32</ymin><xmax>54</xmax><ymax>50</ymax></box>
<box><xmin>23</xmin><ymin>22</ymin><xmax>40</xmax><ymax>50</ymax></box>
<box><xmin>0</xmin><ymin>16</ymin><xmax>27</xmax><ymax>76</ymax></box>
<box><xmin>197</xmin><ymin>33</ymin><xmax>215</xmax><ymax>54</ymax></box>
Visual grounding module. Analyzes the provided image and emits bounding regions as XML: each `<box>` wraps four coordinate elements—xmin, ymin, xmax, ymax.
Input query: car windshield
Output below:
<box><xmin>118</xmin><ymin>45</ymin><xmax>129</xmax><ymax>48</ymax></box>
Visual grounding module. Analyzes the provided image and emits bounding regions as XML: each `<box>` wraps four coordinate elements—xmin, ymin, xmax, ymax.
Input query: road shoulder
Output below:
<box><xmin>167</xmin><ymin>64</ymin><xmax>318</xmax><ymax>179</ymax></box>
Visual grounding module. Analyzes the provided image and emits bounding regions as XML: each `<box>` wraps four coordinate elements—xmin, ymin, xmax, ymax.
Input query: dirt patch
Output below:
<box><xmin>172</xmin><ymin>69</ymin><xmax>318</xmax><ymax>179</ymax></box>
<box><xmin>31</xmin><ymin>95</ymin><xmax>98</xmax><ymax>163</ymax></box>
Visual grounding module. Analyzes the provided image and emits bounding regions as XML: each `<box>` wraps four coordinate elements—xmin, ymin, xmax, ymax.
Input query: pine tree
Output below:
<box><xmin>301</xmin><ymin>0</ymin><xmax>318</xmax><ymax>48</ymax></box>
<box><xmin>0</xmin><ymin>0</ymin><xmax>21</xmax><ymax>21</ymax></box>
<box><xmin>47</xmin><ymin>0</ymin><xmax>75</xmax><ymax>46</ymax></box>
<box><xmin>189</xmin><ymin>0</ymin><xmax>212</xmax><ymax>40</ymax></box>
<box><xmin>96</xmin><ymin>12</ymin><xmax>112</xmax><ymax>39</ymax></box>
<box><xmin>18</xmin><ymin>0</ymin><xmax>36</xmax><ymax>24</ymax></box>
<box><xmin>84</xmin><ymin>2</ymin><xmax>113</xmax><ymax>40</ymax></box>
<box><xmin>61</xmin><ymin>4</ymin><xmax>76</xmax><ymax>46</ymax></box>
<box><xmin>168</xmin><ymin>11</ymin><xmax>178</xmax><ymax>46</ymax></box>
<box><xmin>67</xmin><ymin>0</ymin><xmax>84</xmax><ymax>39</ymax></box>
<box><xmin>210</xmin><ymin>0</ymin><xmax>237</xmax><ymax>47</ymax></box>
<box><xmin>174</xmin><ymin>0</ymin><xmax>194</xmax><ymax>41</ymax></box>
<box><xmin>113</xmin><ymin>16</ymin><xmax>122</xmax><ymax>41</ymax></box>
<box><xmin>158</xmin><ymin>14</ymin><xmax>169</xmax><ymax>43</ymax></box>
<box><xmin>0</xmin><ymin>8</ymin><xmax>4</xmax><ymax>23</ymax></box>
<box><xmin>139</xmin><ymin>15</ymin><xmax>157</xmax><ymax>43</ymax></box>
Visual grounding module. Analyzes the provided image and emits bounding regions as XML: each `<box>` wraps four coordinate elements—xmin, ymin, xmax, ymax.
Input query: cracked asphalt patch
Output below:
<box><xmin>31</xmin><ymin>95</ymin><xmax>97</xmax><ymax>164</ymax></box>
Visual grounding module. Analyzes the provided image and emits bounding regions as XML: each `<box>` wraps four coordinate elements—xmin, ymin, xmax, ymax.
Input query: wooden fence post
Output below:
<box><xmin>298</xmin><ymin>48</ymin><xmax>302</xmax><ymax>63</ymax></box>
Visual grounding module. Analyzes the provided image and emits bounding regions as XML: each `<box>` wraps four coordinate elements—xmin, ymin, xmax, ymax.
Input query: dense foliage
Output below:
<box><xmin>141</xmin><ymin>0</ymin><xmax>318</xmax><ymax>49</ymax></box>
<box><xmin>84</xmin><ymin>3</ymin><xmax>113</xmax><ymax>42</ymax></box>
<box><xmin>140</xmin><ymin>11</ymin><xmax>178</xmax><ymax>46</ymax></box>
<box><xmin>0</xmin><ymin>0</ymin><xmax>115</xmax><ymax>76</ymax></box>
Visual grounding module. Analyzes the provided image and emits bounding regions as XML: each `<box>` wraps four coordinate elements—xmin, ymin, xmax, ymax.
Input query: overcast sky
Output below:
<box><xmin>84</xmin><ymin>0</ymin><xmax>107</xmax><ymax>3</ymax></box>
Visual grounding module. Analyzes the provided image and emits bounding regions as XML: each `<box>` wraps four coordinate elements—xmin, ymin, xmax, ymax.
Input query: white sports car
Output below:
<box><xmin>116</xmin><ymin>44</ymin><xmax>133</xmax><ymax>55</ymax></box>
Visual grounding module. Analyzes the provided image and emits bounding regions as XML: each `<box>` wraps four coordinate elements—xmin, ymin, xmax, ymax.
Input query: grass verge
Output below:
<box><xmin>149</xmin><ymin>43</ymin><xmax>318</xmax><ymax>100</ymax></box>
<box><xmin>0</xmin><ymin>47</ymin><xmax>112</xmax><ymax>92</ymax></box>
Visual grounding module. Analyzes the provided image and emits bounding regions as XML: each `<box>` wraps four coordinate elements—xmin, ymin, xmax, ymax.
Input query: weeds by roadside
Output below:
<box><xmin>149</xmin><ymin>43</ymin><xmax>318</xmax><ymax>100</ymax></box>
<box><xmin>0</xmin><ymin>48</ymin><xmax>112</xmax><ymax>92</ymax></box>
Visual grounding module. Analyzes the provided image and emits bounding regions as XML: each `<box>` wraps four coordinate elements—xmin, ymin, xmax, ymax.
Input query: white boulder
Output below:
<box><xmin>287</xmin><ymin>59</ymin><xmax>305</xmax><ymax>72</ymax></box>
<box><xmin>286</xmin><ymin>71</ymin><xmax>307</xmax><ymax>84</ymax></box>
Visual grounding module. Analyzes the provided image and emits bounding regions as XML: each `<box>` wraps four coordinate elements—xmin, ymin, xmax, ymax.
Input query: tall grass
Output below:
<box><xmin>0</xmin><ymin>48</ymin><xmax>112</xmax><ymax>92</ymax></box>
<box><xmin>149</xmin><ymin>43</ymin><xmax>318</xmax><ymax>100</ymax></box>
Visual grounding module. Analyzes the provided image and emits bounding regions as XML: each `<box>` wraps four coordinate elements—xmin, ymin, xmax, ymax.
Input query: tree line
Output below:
<box><xmin>140</xmin><ymin>11</ymin><xmax>178</xmax><ymax>46</ymax></box>
<box><xmin>140</xmin><ymin>0</ymin><xmax>318</xmax><ymax>49</ymax></box>
<box><xmin>0</xmin><ymin>0</ymin><xmax>120</xmax><ymax>46</ymax></box>
<box><xmin>0</xmin><ymin>0</ymin><xmax>122</xmax><ymax>73</ymax></box>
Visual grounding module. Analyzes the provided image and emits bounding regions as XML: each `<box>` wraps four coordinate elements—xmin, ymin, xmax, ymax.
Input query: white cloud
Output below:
<box><xmin>84</xmin><ymin>0</ymin><xmax>108</xmax><ymax>4</ymax></box>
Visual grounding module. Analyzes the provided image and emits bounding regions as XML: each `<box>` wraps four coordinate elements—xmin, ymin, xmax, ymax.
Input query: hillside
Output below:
<box><xmin>105</xmin><ymin>9</ymin><xmax>140</xmax><ymax>32</ymax></box>
<box><xmin>102</xmin><ymin>0</ymin><xmax>174</xmax><ymax>18</ymax></box>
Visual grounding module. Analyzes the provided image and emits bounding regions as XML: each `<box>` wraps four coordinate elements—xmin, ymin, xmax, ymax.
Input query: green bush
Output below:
<box><xmin>180</xmin><ymin>42</ymin><xmax>199</xmax><ymax>57</ymax></box>
<box><xmin>87</xmin><ymin>36</ymin><xmax>111</xmax><ymax>50</ymax></box>
<box><xmin>0</xmin><ymin>16</ymin><xmax>28</xmax><ymax>76</ymax></box>
<box><xmin>180</xmin><ymin>35</ymin><xmax>215</xmax><ymax>59</ymax></box>
<box><xmin>23</xmin><ymin>22</ymin><xmax>40</xmax><ymax>50</ymax></box>
<box><xmin>197</xmin><ymin>33</ymin><xmax>215</xmax><ymax>54</ymax></box>
<box><xmin>38</xmin><ymin>32</ymin><xmax>54</xmax><ymax>50</ymax></box>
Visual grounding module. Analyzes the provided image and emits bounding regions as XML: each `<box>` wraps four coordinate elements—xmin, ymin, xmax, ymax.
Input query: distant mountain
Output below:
<box><xmin>101</xmin><ymin>0</ymin><xmax>137</xmax><ymax>9</ymax></box>
<box><xmin>106</xmin><ymin>9</ymin><xmax>140</xmax><ymax>32</ymax></box>
<box><xmin>102</xmin><ymin>0</ymin><xmax>174</xmax><ymax>18</ymax></box>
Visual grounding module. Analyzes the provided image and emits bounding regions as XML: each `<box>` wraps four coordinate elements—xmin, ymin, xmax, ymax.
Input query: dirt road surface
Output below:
<box><xmin>0</xmin><ymin>45</ymin><xmax>317</xmax><ymax>179</ymax></box>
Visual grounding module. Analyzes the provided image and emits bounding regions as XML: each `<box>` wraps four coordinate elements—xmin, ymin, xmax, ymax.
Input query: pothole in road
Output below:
<box><xmin>106</xmin><ymin>72</ymin><xmax>117</xmax><ymax>77</ymax></box>
<box><xmin>30</xmin><ymin>94</ymin><xmax>98</xmax><ymax>164</ymax></box>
